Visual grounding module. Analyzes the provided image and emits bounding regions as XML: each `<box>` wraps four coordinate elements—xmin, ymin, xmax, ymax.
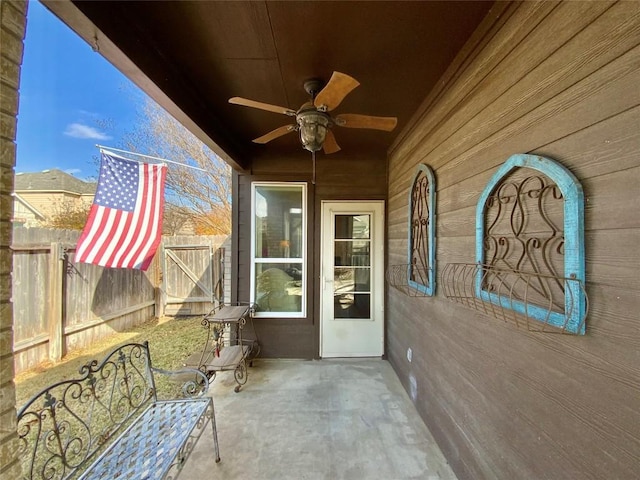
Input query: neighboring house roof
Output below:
<box><xmin>14</xmin><ymin>169</ymin><xmax>96</xmax><ymax>195</ymax></box>
<box><xmin>11</xmin><ymin>193</ymin><xmax>46</xmax><ymax>220</ymax></box>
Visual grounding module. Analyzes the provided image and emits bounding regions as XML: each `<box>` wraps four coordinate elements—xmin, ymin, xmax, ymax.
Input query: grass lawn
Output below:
<box><xmin>15</xmin><ymin>316</ymin><xmax>208</xmax><ymax>407</ymax></box>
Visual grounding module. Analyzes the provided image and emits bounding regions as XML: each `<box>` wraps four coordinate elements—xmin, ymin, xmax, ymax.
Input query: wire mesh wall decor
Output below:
<box><xmin>388</xmin><ymin>164</ymin><xmax>435</xmax><ymax>297</ymax></box>
<box><xmin>441</xmin><ymin>263</ymin><xmax>588</xmax><ymax>333</ymax></box>
<box><xmin>386</xmin><ymin>263</ymin><xmax>431</xmax><ymax>297</ymax></box>
<box><xmin>442</xmin><ymin>154</ymin><xmax>586</xmax><ymax>334</ymax></box>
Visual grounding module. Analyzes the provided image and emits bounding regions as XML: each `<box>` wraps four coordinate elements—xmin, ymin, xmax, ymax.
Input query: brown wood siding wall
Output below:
<box><xmin>387</xmin><ymin>2</ymin><xmax>640</xmax><ymax>479</ymax></box>
<box><xmin>235</xmin><ymin>151</ymin><xmax>387</xmax><ymax>358</ymax></box>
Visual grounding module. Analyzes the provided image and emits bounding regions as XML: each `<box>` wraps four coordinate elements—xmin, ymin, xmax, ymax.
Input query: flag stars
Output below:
<box><xmin>94</xmin><ymin>153</ymin><xmax>141</xmax><ymax>212</ymax></box>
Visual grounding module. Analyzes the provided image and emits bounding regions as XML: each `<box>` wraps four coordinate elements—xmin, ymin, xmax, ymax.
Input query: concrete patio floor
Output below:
<box><xmin>180</xmin><ymin>358</ymin><xmax>457</xmax><ymax>480</ymax></box>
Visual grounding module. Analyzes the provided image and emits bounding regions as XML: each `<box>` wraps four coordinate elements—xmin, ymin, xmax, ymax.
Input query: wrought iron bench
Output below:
<box><xmin>16</xmin><ymin>342</ymin><xmax>220</xmax><ymax>480</ymax></box>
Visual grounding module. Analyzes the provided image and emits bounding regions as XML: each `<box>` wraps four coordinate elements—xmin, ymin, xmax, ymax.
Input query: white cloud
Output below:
<box><xmin>64</xmin><ymin>168</ymin><xmax>81</xmax><ymax>175</ymax></box>
<box><xmin>64</xmin><ymin>123</ymin><xmax>111</xmax><ymax>140</ymax></box>
<box><xmin>77</xmin><ymin>109</ymin><xmax>98</xmax><ymax>117</ymax></box>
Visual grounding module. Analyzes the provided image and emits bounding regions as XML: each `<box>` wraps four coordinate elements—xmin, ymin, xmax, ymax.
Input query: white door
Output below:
<box><xmin>320</xmin><ymin>201</ymin><xmax>384</xmax><ymax>357</ymax></box>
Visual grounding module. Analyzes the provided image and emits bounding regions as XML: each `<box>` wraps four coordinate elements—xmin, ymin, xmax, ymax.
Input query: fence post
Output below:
<box><xmin>154</xmin><ymin>243</ymin><xmax>165</xmax><ymax>318</ymax></box>
<box><xmin>48</xmin><ymin>242</ymin><xmax>64</xmax><ymax>362</ymax></box>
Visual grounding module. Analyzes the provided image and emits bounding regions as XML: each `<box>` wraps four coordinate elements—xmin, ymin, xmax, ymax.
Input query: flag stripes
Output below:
<box><xmin>75</xmin><ymin>152</ymin><xmax>167</xmax><ymax>270</ymax></box>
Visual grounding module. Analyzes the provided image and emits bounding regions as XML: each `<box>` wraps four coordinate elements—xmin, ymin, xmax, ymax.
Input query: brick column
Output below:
<box><xmin>0</xmin><ymin>1</ymin><xmax>27</xmax><ymax>477</ymax></box>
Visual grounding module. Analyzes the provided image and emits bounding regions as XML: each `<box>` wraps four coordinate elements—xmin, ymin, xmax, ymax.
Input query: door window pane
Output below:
<box><xmin>334</xmin><ymin>241</ymin><xmax>370</xmax><ymax>266</ymax></box>
<box><xmin>334</xmin><ymin>267</ymin><xmax>370</xmax><ymax>292</ymax></box>
<box><xmin>334</xmin><ymin>293</ymin><xmax>371</xmax><ymax>319</ymax></box>
<box><xmin>335</xmin><ymin>215</ymin><xmax>370</xmax><ymax>239</ymax></box>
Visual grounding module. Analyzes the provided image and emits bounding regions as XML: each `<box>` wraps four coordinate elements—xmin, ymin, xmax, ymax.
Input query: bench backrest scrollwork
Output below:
<box><xmin>16</xmin><ymin>342</ymin><xmax>157</xmax><ymax>480</ymax></box>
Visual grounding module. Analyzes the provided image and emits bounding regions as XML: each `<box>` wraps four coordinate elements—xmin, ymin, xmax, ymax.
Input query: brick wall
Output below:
<box><xmin>0</xmin><ymin>0</ymin><xmax>27</xmax><ymax>477</ymax></box>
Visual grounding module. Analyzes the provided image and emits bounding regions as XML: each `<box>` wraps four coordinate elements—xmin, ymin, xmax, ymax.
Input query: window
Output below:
<box><xmin>408</xmin><ymin>164</ymin><xmax>435</xmax><ymax>295</ymax></box>
<box><xmin>251</xmin><ymin>183</ymin><xmax>306</xmax><ymax>317</ymax></box>
<box><xmin>475</xmin><ymin>154</ymin><xmax>586</xmax><ymax>334</ymax></box>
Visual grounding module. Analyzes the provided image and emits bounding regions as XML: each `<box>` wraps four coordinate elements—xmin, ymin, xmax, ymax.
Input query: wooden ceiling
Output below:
<box><xmin>44</xmin><ymin>1</ymin><xmax>494</xmax><ymax>170</ymax></box>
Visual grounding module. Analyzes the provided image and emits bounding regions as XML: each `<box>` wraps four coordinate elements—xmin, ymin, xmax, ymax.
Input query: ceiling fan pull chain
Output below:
<box><xmin>312</xmin><ymin>150</ymin><xmax>316</xmax><ymax>185</ymax></box>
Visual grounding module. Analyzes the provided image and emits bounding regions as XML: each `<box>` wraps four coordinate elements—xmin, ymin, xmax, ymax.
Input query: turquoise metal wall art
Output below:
<box><xmin>407</xmin><ymin>164</ymin><xmax>436</xmax><ymax>296</ymax></box>
<box><xmin>386</xmin><ymin>163</ymin><xmax>436</xmax><ymax>297</ymax></box>
<box><xmin>474</xmin><ymin>154</ymin><xmax>586</xmax><ymax>334</ymax></box>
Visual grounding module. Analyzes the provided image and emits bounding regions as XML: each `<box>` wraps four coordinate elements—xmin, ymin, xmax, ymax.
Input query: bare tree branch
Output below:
<box><xmin>123</xmin><ymin>98</ymin><xmax>232</xmax><ymax>234</ymax></box>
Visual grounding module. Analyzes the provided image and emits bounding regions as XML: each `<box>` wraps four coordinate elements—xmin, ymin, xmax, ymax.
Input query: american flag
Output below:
<box><xmin>75</xmin><ymin>151</ymin><xmax>167</xmax><ymax>270</ymax></box>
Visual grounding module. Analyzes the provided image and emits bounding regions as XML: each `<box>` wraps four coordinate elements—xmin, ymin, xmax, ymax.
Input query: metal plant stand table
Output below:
<box><xmin>185</xmin><ymin>304</ymin><xmax>260</xmax><ymax>392</ymax></box>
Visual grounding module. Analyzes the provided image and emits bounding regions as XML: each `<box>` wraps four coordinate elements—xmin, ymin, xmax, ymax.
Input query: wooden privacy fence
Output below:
<box><xmin>160</xmin><ymin>235</ymin><xmax>229</xmax><ymax>317</ymax></box>
<box><xmin>11</xmin><ymin>229</ymin><xmax>228</xmax><ymax>374</ymax></box>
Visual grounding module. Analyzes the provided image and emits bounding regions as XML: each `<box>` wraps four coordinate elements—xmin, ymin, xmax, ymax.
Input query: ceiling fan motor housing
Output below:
<box><xmin>296</xmin><ymin>107</ymin><xmax>332</xmax><ymax>152</ymax></box>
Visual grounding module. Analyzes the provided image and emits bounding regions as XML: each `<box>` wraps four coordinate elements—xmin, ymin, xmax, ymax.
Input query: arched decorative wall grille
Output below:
<box><xmin>387</xmin><ymin>164</ymin><xmax>435</xmax><ymax>297</ymax></box>
<box><xmin>442</xmin><ymin>154</ymin><xmax>587</xmax><ymax>334</ymax></box>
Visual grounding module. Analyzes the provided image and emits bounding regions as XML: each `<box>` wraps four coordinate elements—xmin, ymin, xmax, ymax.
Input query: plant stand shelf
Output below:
<box><xmin>185</xmin><ymin>304</ymin><xmax>259</xmax><ymax>392</ymax></box>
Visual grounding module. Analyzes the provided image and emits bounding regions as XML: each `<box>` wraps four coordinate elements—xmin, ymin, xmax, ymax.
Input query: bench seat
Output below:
<box><xmin>79</xmin><ymin>398</ymin><xmax>216</xmax><ymax>480</ymax></box>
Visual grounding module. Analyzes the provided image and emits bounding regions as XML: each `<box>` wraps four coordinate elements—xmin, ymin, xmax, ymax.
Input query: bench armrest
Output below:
<box><xmin>150</xmin><ymin>366</ymin><xmax>210</xmax><ymax>398</ymax></box>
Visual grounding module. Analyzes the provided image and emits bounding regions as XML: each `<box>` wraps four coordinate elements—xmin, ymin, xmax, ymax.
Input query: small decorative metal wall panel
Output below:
<box><xmin>443</xmin><ymin>154</ymin><xmax>587</xmax><ymax>334</ymax></box>
<box><xmin>388</xmin><ymin>164</ymin><xmax>435</xmax><ymax>297</ymax></box>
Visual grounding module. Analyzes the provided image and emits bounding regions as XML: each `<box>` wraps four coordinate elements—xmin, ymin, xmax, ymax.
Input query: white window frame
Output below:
<box><xmin>250</xmin><ymin>182</ymin><xmax>307</xmax><ymax>318</ymax></box>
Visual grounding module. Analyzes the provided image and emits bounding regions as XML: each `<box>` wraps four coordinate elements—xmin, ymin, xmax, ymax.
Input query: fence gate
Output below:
<box><xmin>162</xmin><ymin>244</ymin><xmax>224</xmax><ymax>316</ymax></box>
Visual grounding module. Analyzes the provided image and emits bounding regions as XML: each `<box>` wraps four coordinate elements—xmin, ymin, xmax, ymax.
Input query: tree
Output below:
<box><xmin>47</xmin><ymin>200</ymin><xmax>91</xmax><ymax>230</ymax></box>
<box><xmin>123</xmin><ymin>97</ymin><xmax>232</xmax><ymax>235</ymax></box>
<box><xmin>162</xmin><ymin>204</ymin><xmax>195</xmax><ymax>236</ymax></box>
<box><xmin>193</xmin><ymin>206</ymin><xmax>230</xmax><ymax>235</ymax></box>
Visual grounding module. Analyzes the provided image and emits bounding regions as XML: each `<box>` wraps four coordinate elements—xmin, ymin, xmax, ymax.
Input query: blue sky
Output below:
<box><xmin>16</xmin><ymin>1</ymin><xmax>145</xmax><ymax>180</ymax></box>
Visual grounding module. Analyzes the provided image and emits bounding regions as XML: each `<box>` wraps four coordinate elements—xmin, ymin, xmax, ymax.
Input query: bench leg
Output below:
<box><xmin>209</xmin><ymin>402</ymin><xmax>221</xmax><ymax>463</ymax></box>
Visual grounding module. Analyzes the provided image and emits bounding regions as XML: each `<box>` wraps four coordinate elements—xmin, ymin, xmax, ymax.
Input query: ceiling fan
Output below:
<box><xmin>229</xmin><ymin>71</ymin><xmax>398</xmax><ymax>155</ymax></box>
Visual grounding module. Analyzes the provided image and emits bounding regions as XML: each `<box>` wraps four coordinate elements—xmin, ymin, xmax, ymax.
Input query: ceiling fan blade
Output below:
<box><xmin>313</xmin><ymin>72</ymin><xmax>360</xmax><ymax>111</ymax></box>
<box><xmin>252</xmin><ymin>125</ymin><xmax>296</xmax><ymax>144</ymax></box>
<box><xmin>229</xmin><ymin>97</ymin><xmax>296</xmax><ymax>116</ymax></box>
<box><xmin>334</xmin><ymin>113</ymin><xmax>398</xmax><ymax>131</ymax></box>
<box><xmin>323</xmin><ymin>130</ymin><xmax>341</xmax><ymax>154</ymax></box>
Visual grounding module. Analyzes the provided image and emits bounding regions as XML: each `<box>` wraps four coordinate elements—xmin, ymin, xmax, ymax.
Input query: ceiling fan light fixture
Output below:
<box><xmin>297</xmin><ymin>109</ymin><xmax>332</xmax><ymax>152</ymax></box>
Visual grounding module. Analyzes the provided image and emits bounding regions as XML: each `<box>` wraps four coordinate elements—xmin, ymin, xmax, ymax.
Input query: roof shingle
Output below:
<box><xmin>14</xmin><ymin>169</ymin><xmax>96</xmax><ymax>194</ymax></box>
